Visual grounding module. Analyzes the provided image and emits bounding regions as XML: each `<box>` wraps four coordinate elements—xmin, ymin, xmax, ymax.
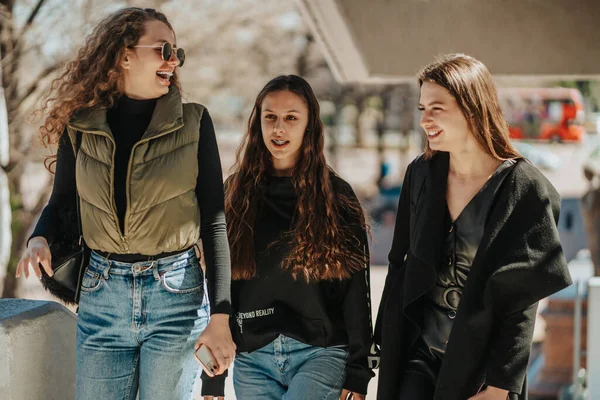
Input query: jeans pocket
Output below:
<box><xmin>80</xmin><ymin>267</ymin><xmax>104</xmax><ymax>293</ymax></box>
<box><xmin>160</xmin><ymin>260</ymin><xmax>204</xmax><ymax>294</ymax></box>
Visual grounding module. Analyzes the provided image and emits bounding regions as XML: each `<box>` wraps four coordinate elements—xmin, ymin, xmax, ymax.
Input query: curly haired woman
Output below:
<box><xmin>16</xmin><ymin>7</ymin><xmax>235</xmax><ymax>400</ymax></box>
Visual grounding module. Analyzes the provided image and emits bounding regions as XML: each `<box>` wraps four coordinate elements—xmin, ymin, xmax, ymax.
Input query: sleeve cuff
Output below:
<box><xmin>200</xmin><ymin>370</ymin><xmax>227</xmax><ymax>396</ymax></box>
<box><xmin>210</xmin><ymin>302</ymin><xmax>232</xmax><ymax>315</ymax></box>
<box><xmin>343</xmin><ymin>371</ymin><xmax>371</xmax><ymax>395</ymax></box>
<box><xmin>484</xmin><ymin>376</ymin><xmax>524</xmax><ymax>395</ymax></box>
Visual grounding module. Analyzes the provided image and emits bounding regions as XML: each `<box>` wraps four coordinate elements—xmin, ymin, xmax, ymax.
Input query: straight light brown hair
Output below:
<box><xmin>418</xmin><ymin>53</ymin><xmax>520</xmax><ymax>160</ymax></box>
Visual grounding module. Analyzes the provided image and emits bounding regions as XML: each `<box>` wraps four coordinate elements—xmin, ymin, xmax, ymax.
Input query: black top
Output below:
<box><xmin>108</xmin><ymin>95</ymin><xmax>157</xmax><ymax>232</ymax></box>
<box><xmin>411</xmin><ymin>160</ymin><xmax>516</xmax><ymax>376</ymax></box>
<box><xmin>375</xmin><ymin>153</ymin><xmax>571</xmax><ymax>400</ymax></box>
<box><xmin>30</xmin><ymin>96</ymin><xmax>231</xmax><ymax>314</ymax></box>
<box><xmin>202</xmin><ymin>173</ymin><xmax>375</xmax><ymax>395</ymax></box>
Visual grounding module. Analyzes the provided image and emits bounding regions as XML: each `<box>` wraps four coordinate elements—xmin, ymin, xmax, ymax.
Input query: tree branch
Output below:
<box><xmin>12</xmin><ymin>62</ymin><xmax>61</xmax><ymax>111</ymax></box>
<box><xmin>14</xmin><ymin>0</ymin><xmax>46</xmax><ymax>46</ymax></box>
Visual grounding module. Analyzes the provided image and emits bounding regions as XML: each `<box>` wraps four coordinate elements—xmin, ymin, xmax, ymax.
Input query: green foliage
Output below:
<box><xmin>556</xmin><ymin>80</ymin><xmax>592</xmax><ymax>97</ymax></box>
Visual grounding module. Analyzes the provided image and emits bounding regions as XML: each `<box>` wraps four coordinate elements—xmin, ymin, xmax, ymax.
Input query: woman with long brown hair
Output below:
<box><xmin>375</xmin><ymin>53</ymin><xmax>572</xmax><ymax>400</ymax></box>
<box><xmin>15</xmin><ymin>7</ymin><xmax>234</xmax><ymax>399</ymax></box>
<box><xmin>202</xmin><ymin>75</ymin><xmax>376</xmax><ymax>399</ymax></box>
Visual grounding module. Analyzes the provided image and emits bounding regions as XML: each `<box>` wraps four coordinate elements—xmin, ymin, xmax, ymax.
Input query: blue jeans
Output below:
<box><xmin>76</xmin><ymin>248</ymin><xmax>210</xmax><ymax>400</ymax></box>
<box><xmin>233</xmin><ymin>335</ymin><xmax>348</xmax><ymax>400</ymax></box>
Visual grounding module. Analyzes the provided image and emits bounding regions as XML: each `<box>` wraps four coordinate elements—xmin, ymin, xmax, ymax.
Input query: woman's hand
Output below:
<box><xmin>468</xmin><ymin>385</ymin><xmax>509</xmax><ymax>400</ymax></box>
<box><xmin>195</xmin><ymin>313</ymin><xmax>236</xmax><ymax>375</ymax></box>
<box><xmin>340</xmin><ymin>389</ymin><xmax>365</xmax><ymax>400</ymax></box>
<box><xmin>15</xmin><ymin>236</ymin><xmax>53</xmax><ymax>279</ymax></box>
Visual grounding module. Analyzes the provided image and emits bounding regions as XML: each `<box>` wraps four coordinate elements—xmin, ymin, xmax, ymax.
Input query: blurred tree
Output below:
<box><xmin>0</xmin><ymin>0</ymin><xmax>332</xmax><ymax>297</ymax></box>
<box><xmin>1</xmin><ymin>0</ymin><xmax>61</xmax><ymax>297</ymax></box>
<box><xmin>0</xmin><ymin>0</ymin><xmax>166</xmax><ymax>297</ymax></box>
<box><xmin>0</xmin><ymin>0</ymin><xmax>418</xmax><ymax>298</ymax></box>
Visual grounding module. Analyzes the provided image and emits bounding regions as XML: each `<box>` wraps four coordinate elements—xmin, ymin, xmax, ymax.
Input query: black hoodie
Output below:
<box><xmin>202</xmin><ymin>173</ymin><xmax>376</xmax><ymax>396</ymax></box>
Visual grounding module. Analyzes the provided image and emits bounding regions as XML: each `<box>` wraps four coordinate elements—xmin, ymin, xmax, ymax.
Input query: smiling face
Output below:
<box><xmin>419</xmin><ymin>81</ymin><xmax>476</xmax><ymax>154</ymax></box>
<box><xmin>122</xmin><ymin>20</ymin><xmax>180</xmax><ymax>100</ymax></box>
<box><xmin>260</xmin><ymin>90</ymin><xmax>309</xmax><ymax>174</ymax></box>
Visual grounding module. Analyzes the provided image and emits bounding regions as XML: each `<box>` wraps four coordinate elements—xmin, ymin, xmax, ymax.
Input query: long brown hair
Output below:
<box><xmin>39</xmin><ymin>7</ymin><xmax>180</xmax><ymax>169</ymax></box>
<box><xmin>226</xmin><ymin>75</ymin><xmax>367</xmax><ymax>283</ymax></box>
<box><xmin>417</xmin><ymin>53</ymin><xmax>520</xmax><ymax>160</ymax></box>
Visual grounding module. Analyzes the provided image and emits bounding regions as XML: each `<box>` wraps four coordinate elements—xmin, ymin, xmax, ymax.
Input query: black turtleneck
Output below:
<box><xmin>107</xmin><ymin>95</ymin><xmax>156</xmax><ymax>231</ymax></box>
<box><xmin>31</xmin><ymin>95</ymin><xmax>231</xmax><ymax>314</ymax></box>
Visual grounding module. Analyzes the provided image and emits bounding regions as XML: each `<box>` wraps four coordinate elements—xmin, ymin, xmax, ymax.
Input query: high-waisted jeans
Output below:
<box><xmin>233</xmin><ymin>334</ymin><xmax>349</xmax><ymax>400</ymax></box>
<box><xmin>76</xmin><ymin>248</ymin><xmax>210</xmax><ymax>400</ymax></box>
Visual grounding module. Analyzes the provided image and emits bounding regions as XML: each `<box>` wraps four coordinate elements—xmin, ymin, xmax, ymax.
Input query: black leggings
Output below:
<box><xmin>398</xmin><ymin>371</ymin><xmax>436</xmax><ymax>400</ymax></box>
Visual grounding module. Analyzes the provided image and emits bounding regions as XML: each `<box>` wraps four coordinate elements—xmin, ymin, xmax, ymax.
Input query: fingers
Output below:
<box><xmin>22</xmin><ymin>256</ymin><xmax>30</xmax><ymax>278</ymax></box>
<box><xmin>31</xmin><ymin>255</ymin><xmax>42</xmax><ymax>279</ymax></box>
<box><xmin>16</xmin><ymin>255</ymin><xmax>26</xmax><ymax>278</ymax></box>
<box><xmin>212</xmin><ymin>348</ymin><xmax>231</xmax><ymax>375</ymax></box>
<box><xmin>39</xmin><ymin>251</ymin><xmax>53</xmax><ymax>277</ymax></box>
<box><xmin>16</xmin><ymin>242</ymin><xmax>53</xmax><ymax>279</ymax></box>
<box><xmin>200</xmin><ymin>341</ymin><xmax>235</xmax><ymax>375</ymax></box>
<box><xmin>194</xmin><ymin>335</ymin><xmax>205</xmax><ymax>351</ymax></box>
<box><xmin>216</xmin><ymin>341</ymin><xmax>236</xmax><ymax>374</ymax></box>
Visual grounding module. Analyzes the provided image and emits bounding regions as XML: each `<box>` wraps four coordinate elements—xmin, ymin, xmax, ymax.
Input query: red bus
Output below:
<box><xmin>498</xmin><ymin>87</ymin><xmax>586</xmax><ymax>143</ymax></box>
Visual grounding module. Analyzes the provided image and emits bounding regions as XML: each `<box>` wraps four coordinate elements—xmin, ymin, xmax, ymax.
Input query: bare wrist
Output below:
<box><xmin>209</xmin><ymin>314</ymin><xmax>229</xmax><ymax>323</ymax></box>
<box><xmin>29</xmin><ymin>236</ymin><xmax>48</xmax><ymax>247</ymax></box>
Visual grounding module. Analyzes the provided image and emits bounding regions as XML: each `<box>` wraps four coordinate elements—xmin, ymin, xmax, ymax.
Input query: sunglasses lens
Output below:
<box><xmin>176</xmin><ymin>48</ymin><xmax>186</xmax><ymax>67</ymax></box>
<box><xmin>162</xmin><ymin>43</ymin><xmax>172</xmax><ymax>62</ymax></box>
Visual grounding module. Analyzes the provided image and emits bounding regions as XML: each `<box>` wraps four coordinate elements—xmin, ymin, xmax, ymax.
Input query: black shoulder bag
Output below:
<box><xmin>39</xmin><ymin>132</ymin><xmax>90</xmax><ymax>304</ymax></box>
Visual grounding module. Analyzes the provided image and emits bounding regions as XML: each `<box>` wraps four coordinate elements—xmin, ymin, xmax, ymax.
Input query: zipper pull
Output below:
<box><xmin>122</xmin><ymin>235</ymin><xmax>131</xmax><ymax>252</ymax></box>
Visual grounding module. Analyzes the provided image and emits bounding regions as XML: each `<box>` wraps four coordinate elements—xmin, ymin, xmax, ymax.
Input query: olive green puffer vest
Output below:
<box><xmin>66</xmin><ymin>87</ymin><xmax>203</xmax><ymax>255</ymax></box>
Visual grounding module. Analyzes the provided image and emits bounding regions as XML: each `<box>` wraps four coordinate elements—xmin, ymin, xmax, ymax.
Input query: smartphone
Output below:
<box><xmin>195</xmin><ymin>344</ymin><xmax>219</xmax><ymax>377</ymax></box>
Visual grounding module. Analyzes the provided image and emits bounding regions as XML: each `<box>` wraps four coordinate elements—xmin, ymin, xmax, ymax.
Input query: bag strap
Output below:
<box><xmin>364</xmin><ymin>242</ymin><xmax>381</xmax><ymax>369</ymax></box>
<box><xmin>74</xmin><ymin>133</ymin><xmax>84</xmax><ymax>245</ymax></box>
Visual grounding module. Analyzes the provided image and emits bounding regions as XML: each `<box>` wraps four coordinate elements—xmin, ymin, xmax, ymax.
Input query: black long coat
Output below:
<box><xmin>375</xmin><ymin>153</ymin><xmax>572</xmax><ymax>400</ymax></box>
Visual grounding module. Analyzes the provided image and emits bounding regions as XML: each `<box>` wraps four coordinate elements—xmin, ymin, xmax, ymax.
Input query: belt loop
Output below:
<box><xmin>102</xmin><ymin>254</ymin><xmax>112</xmax><ymax>279</ymax></box>
<box><xmin>193</xmin><ymin>243</ymin><xmax>202</xmax><ymax>259</ymax></box>
<box><xmin>152</xmin><ymin>261</ymin><xmax>159</xmax><ymax>281</ymax></box>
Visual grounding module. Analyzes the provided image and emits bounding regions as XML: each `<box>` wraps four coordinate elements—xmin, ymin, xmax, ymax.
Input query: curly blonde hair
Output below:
<box><xmin>40</xmin><ymin>7</ymin><xmax>180</xmax><ymax>169</ymax></box>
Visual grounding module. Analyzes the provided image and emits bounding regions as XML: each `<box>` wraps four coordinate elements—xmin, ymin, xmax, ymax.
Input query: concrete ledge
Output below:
<box><xmin>0</xmin><ymin>299</ymin><xmax>76</xmax><ymax>400</ymax></box>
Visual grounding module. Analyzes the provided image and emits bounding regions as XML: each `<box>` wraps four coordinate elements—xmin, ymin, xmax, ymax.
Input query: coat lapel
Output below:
<box><xmin>403</xmin><ymin>153</ymin><xmax>449</xmax><ymax>309</ymax></box>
